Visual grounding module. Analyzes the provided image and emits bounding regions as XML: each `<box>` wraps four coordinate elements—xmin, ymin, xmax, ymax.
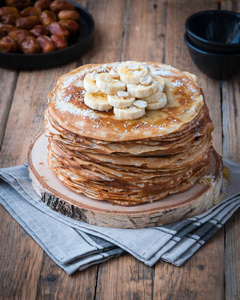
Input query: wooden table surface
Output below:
<box><xmin>1</xmin><ymin>0</ymin><xmax>240</xmax><ymax>299</ymax></box>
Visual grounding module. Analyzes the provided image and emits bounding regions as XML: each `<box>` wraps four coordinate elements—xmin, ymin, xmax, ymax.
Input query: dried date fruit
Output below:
<box><xmin>59</xmin><ymin>19</ymin><xmax>78</xmax><ymax>35</ymax></box>
<box><xmin>0</xmin><ymin>35</ymin><xmax>17</xmax><ymax>52</ymax></box>
<box><xmin>2</xmin><ymin>12</ymin><xmax>21</xmax><ymax>24</ymax></box>
<box><xmin>58</xmin><ymin>10</ymin><xmax>80</xmax><ymax>22</ymax></box>
<box><xmin>47</xmin><ymin>21</ymin><xmax>69</xmax><ymax>38</ymax></box>
<box><xmin>6</xmin><ymin>0</ymin><xmax>32</xmax><ymax>10</ymax></box>
<box><xmin>37</xmin><ymin>35</ymin><xmax>56</xmax><ymax>52</ymax></box>
<box><xmin>51</xmin><ymin>33</ymin><xmax>67</xmax><ymax>49</ymax></box>
<box><xmin>30</xmin><ymin>24</ymin><xmax>49</xmax><ymax>36</ymax></box>
<box><xmin>0</xmin><ymin>0</ymin><xmax>81</xmax><ymax>55</ymax></box>
<box><xmin>0</xmin><ymin>6</ymin><xmax>19</xmax><ymax>19</ymax></box>
<box><xmin>0</xmin><ymin>23</ymin><xmax>17</xmax><ymax>38</ymax></box>
<box><xmin>20</xmin><ymin>7</ymin><xmax>41</xmax><ymax>17</ymax></box>
<box><xmin>8</xmin><ymin>29</ymin><xmax>32</xmax><ymax>42</ymax></box>
<box><xmin>34</xmin><ymin>0</ymin><xmax>51</xmax><ymax>10</ymax></box>
<box><xmin>50</xmin><ymin>0</ymin><xmax>75</xmax><ymax>13</ymax></box>
<box><xmin>18</xmin><ymin>35</ymin><xmax>40</xmax><ymax>53</ymax></box>
<box><xmin>39</xmin><ymin>10</ymin><xmax>56</xmax><ymax>26</ymax></box>
<box><xmin>16</xmin><ymin>15</ymin><xmax>40</xmax><ymax>29</ymax></box>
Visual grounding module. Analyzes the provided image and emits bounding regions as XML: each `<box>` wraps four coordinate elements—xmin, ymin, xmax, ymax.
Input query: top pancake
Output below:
<box><xmin>47</xmin><ymin>62</ymin><xmax>204</xmax><ymax>142</ymax></box>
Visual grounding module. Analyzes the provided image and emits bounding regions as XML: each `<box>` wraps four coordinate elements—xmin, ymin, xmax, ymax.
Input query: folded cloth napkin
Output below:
<box><xmin>0</xmin><ymin>159</ymin><xmax>240</xmax><ymax>275</ymax></box>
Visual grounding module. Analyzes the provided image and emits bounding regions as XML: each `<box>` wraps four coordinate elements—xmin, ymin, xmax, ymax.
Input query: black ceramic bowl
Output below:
<box><xmin>184</xmin><ymin>33</ymin><xmax>240</xmax><ymax>80</ymax></box>
<box><xmin>185</xmin><ymin>10</ymin><xmax>240</xmax><ymax>54</ymax></box>
<box><xmin>0</xmin><ymin>0</ymin><xmax>95</xmax><ymax>69</ymax></box>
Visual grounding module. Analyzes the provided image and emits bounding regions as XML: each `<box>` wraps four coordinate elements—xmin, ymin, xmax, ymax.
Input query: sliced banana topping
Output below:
<box><xmin>127</xmin><ymin>80</ymin><xmax>158</xmax><ymax>98</ymax></box>
<box><xmin>140</xmin><ymin>75</ymin><xmax>152</xmax><ymax>86</ymax></box>
<box><xmin>96</xmin><ymin>73</ymin><xmax>126</xmax><ymax>95</ymax></box>
<box><xmin>133</xmin><ymin>100</ymin><xmax>147</xmax><ymax>108</ymax></box>
<box><xmin>108</xmin><ymin>94</ymin><xmax>135</xmax><ymax>108</ymax></box>
<box><xmin>140</xmin><ymin>89</ymin><xmax>163</xmax><ymax>103</ymax></box>
<box><xmin>83</xmin><ymin>62</ymin><xmax>167</xmax><ymax>119</ymax></box>
<box><xmin>126</xmin><ymin>62</ymin><xmax>140</xmax><ymax>70</ymax></box>
<box><xmin>114</xmin><ymin>106</ymin><xmax>145</xmax><ymax>120</ymax></box>
<box><xmin>119</xmin><ymin>61</ymin><xmax>148</xmax><ymax>85</ymax></box>
<box><xmin>146</xmin><ymin>93</ymin><xmax>167</xmax><ymax>110</ymax></box>
<box><xmin>90</xmin><ymin>71</ymin><xmax>97</xmax><ymax>80</ymax></box>
<box><xmin>84</xmin><ymin>73</ymin><xmax>99</xmax><ymax>94</ymax></box>
<box><xmin>117</xmin><ymin>90</ymin><xmax>129</xmax><ymax>98</ymax></box>
<box><xmin>109</xmin><ymin>68</ymin><xmax>120</xmax><ymax>79</ymax></box>
<box><xmin>84</xmin><ymin>92</ymin><xmax>112</xmax><ymax>111</ymax></box>
<box><xmin>153</xmin><ymin>76</ymin><xmax>165</xmax><ymax>91</ymax></box>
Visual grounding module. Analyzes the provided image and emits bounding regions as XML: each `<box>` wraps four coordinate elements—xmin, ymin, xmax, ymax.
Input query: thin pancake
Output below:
<box><xmin>47</xmin><ymin>62</ymin><xmax>204</xmax><ymax>141</ymax></box>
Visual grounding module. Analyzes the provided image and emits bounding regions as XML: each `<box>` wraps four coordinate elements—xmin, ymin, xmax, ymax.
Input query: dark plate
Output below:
<box><xmin>0</xmin><ymin>0</ymin><xmax>95</xmax><ymax>69</ymax></box>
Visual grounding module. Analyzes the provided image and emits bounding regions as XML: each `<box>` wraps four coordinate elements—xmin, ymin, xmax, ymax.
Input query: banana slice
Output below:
<box><xmin>133</xmin><ymin>100</ymin><xmax>147</xmax><ymax>108</ymax></box>
<box><xmin>140</xmin><ymin>75</ymin><xmax>152</xmax><ymax>85</ymax></box>
<box><xmin>96</xmin><ymin>73</ymin><xmax>126</xmax><ymax>95</ymax></box>
<box><xmin>83</xmin><ymin>73</ymin><xmax>99</xmax><ymax>93</ymax></box>
<box><xmin>114</xmin><ymin>106</ymin><xmax>145</xmax><ymax>120</ymax></box>
<box><xmin>127</xmin><ymin>80</ymin><xmax>158</xmax><ymax>98</ymax></box>
<box><xmin>109</xmin><ymin>68</ymin><xmax>120</xmax><ymax>79</ymax></box>
<box><xmin>119</xmin><ymin>61</ymin><xmax>148</xmax><ymax>84</ymax></box>
<box><xmin>84</xmin><ymin>92</ymin><xmax>112</xmax><ymax>111</ymax></box>
<box><xmin>117</xmin><ymin>91</ymin><xmax>129</xmax><ymax>97</ymax></box>
<box><xmin>108</xmin><ymin>94</ymin><xmax>135</xmax><ymax>108</ymax></box>
<box><xmin>140</xmin><ymin>88</ymin><xmax>163</xmax><ymax>103</ymax></box>
<box><xmin>146</xmin><ymin>93</ymin><xmax>167</xmax><ymax>110</ymax></box>
<box><xmin>153</xmin><ymin>76</ymin><xmax>165</xmax><ymax>91</ymax></box>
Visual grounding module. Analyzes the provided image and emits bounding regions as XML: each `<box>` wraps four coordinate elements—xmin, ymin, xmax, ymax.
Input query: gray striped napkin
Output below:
<box><xmin>0</xmin><ymin>158</ymin><xmax>239</xmax><ymax>275</ymax></box>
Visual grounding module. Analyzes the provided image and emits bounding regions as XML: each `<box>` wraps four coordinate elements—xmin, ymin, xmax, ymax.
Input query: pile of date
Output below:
<box><xmin>0</xmin><ymin>0</ymin><xmax>81</xmax><ymax>53</ymax></box>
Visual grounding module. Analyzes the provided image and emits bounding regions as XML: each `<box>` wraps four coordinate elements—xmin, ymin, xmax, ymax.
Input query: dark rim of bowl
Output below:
<box><xmin>184</xmin><ymin>32</ymin><xmax>240</xmax><ymax>56</ymax></box>
<box><xmin>185</xmin><ymin>10</ymin><xmax>240</xmax><ymax>47</ymax></box>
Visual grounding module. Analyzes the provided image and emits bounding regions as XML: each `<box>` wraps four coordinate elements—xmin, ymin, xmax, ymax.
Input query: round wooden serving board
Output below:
<box><xmin>28</xmin><ymin>132</ymin><xmax>223</xmax><ymax>228</ymax></box>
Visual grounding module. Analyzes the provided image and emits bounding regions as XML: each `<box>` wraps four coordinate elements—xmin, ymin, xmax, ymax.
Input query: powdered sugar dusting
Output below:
<box><xmin>170</xmin><ymin>81</ymin><xmax>183</xmax><ymax>87</ymax></box>
<box><xmin>73</xmin><ymin>80</ymin><xmax>84</xmax><ymax>88</ymax></box>
<box><xmin>149</xmin><ymin>65</ymin><xmax>176</xmax><ymax>77</ymax></box>
<box><xmin>55</xmin><ymin>101</ymin><xmax>99</xmax><ymax>119</ymax></box>
<box><xmin>187</xmin><ymin>83</ymin><xmax>198</xmax><ymax>93</ymax></box>
<box><xmin>62</xmin><ymin>75</ymin><xmax>79</xmax><ymax>88</ymax></box>
<box><xmin>152</xmin><ymin>69</ymin><xmax>176</xmax><ymax>76</ymax></box>
<box><xmin>92</xmin><ymin>62</ymin><xmax>120</xmax><ymax>74</ymax></box>
<box><xmin>64</xmin><ymin>94</ymin><xmax>72</xmax><ymax>102</ymax></box>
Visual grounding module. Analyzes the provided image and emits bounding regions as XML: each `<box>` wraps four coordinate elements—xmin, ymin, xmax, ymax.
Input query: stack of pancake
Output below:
<box><xmin>45</xmin><ymin>62</ymin><xmax>214</xmax><ymax>206</ymax></box>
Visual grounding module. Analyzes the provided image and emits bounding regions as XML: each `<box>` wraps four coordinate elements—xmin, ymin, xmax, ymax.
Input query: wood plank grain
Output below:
<box><xmin>221</xmin><ymin>64</ymin><xmax>240</xmax><ymax>300</ymax></box>
<box><xmin>222</xmin><ymin>79</ymin><xmax>240</xmax><ymax>162</ymax></box>
<box><xmin>120</xmin><ymin>0</ymin><xmax>167</xmax><ymax>62</ymax></box>
<box><xmin>224</xmin><ymin>209</ymin><xmax>240</xmax><ymax>300</ymax></box>
<box><xmin>153</xmin><ymin>1</ymin><xmax>224</xmax><ymax>299</ymax></box>
<box><xmin>220</xmin><ymin>0</ymin><xmax>240</xmax><ymax>298</ymax></box>
<box><xmin>95</xmin><ymin>254</ymin><xmax>154</xmax><ymax>300</ymax></box>
<box><xmin>0</xmin><ymin>55</ymin><xmax>78</xmax><ymax>300</ymax></box>
<box><xmin>0</xmin><ymin>69</ymin><xmax>17</xmax><ymax>150</ymax></box>
<box><xmin>0</xmin><ymin>206</ymin><xmax>43</xmax><ymax>300</ymax></box>
<box><xmin>78</xmin><ymin>0</ymin><xmax>126</xmax><ymax>64</ymax></box>
<box><xmin>36</xmin><ymin>253</ymin><xmax>98</xmax><ymax>300</ymax></box>
<box><xmin>0</xmin><ymin>62</ymin><xmax>77</xmax><ymax>168</ymax></box>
